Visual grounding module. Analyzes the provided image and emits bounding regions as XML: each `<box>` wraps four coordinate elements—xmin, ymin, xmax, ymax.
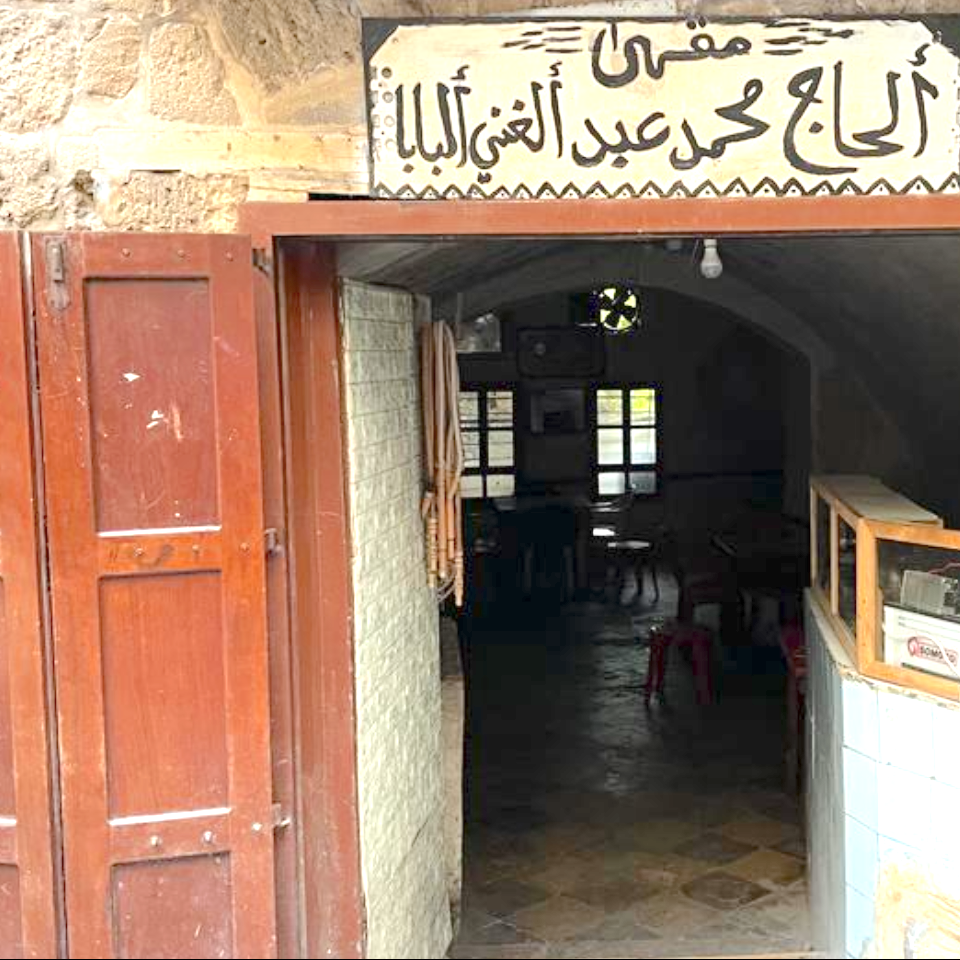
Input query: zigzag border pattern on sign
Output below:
<box><xmin>373</xmin><ymin>173</ymin><xmax>960</xmax><ymax>200</ymax></box>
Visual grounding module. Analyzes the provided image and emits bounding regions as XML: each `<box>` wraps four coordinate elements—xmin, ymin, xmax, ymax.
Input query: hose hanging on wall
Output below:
<box><xmin>421</xmin><ymin>318</ymin><xmax>464</xmax><ymax>606</ymax></box>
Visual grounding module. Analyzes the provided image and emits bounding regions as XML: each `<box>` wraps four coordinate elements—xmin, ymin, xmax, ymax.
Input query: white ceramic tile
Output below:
<box><xmin>843</xmin><ymin>679</ymin><xmax>878</xmax><ymax>759</ymax></box>
<box><xmin>877</xmin><ymin>834</ymin><xmax>921</xmax><ymax>866</ymax></box>
<box><xmin>929</xmin><ymin>779</ymin><xmax>960</xmax><ymax>863</ymax></box>
<box><xmin>878</xmin><ymin>834</ymin><xmax>960</xmax><ymax>899</ymax></box>
<box><xmin>844</xmin><ymin>746</ymin><xmax>878</xmax><ymax>830</ymax></box>
<box><xmin>877</xmin><ymin>763</ymin><xmax>933</xmax><ymax>850</ymax></box>
<box><xmin>845</xmin><ymin>884</ymin><xmax>875</xmax><ymax>959</ymax></box>
<box><xmin>928</xmin><ymin>855</ymin><xmax>960</xmax><ymax>898</ymax></box>
<box><xmin>878</xmin><ymin>688</ymin><xmax>934</xmax><ymax>777</ymax></box>
<box><xmin>933</xmin><ymin>704</ymin><xmax>960</xmax><ymax>788</ymax></box>
<box><xmin>845</xmin><ymin>814</ymin><xmax>878</xmax><ymax>898</ymax></box>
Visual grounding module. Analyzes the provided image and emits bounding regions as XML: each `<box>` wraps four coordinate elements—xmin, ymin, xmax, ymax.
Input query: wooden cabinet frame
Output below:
<box><xmin>857</xmin><ymin>519</ymin><xmax>960</xmax><ymax>700</ymax></box>
<box><xmin>809</xmin><ymin>480</ymin><xmax>870</xmax><ymax>660</ymax></box>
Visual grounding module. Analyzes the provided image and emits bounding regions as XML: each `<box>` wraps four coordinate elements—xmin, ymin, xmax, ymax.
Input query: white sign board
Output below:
<box><xmin>364</xmin><ymin>18</ymin><xmax>960</xmax><ymax>199</ymax></box>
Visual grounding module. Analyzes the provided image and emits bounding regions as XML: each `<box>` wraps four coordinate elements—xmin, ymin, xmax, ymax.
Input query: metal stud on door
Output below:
<box><xmin>33</xmin><ymin>234</ymin><xmax>278</xmax><ymax>959</ymax></box>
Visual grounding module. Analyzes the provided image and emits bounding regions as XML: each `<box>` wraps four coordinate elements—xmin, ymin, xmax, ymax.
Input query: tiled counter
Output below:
<box><xmin>806</xmin><ymin>595</ymin><xmax>960</xmax><ymax>958</ymax></box>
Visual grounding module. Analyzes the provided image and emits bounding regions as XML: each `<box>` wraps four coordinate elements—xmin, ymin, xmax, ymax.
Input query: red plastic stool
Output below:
<box><xmin>645</xmin><ymin>622</ymin><xmax>715</xmax><ymax>705</ymax></box>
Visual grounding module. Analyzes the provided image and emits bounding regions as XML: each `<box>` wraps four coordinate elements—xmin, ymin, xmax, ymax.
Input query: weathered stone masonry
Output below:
<box><xmin>4</xmin><ymin>1</ymin><xmax>960</xmax><ymax>231</ymax></box>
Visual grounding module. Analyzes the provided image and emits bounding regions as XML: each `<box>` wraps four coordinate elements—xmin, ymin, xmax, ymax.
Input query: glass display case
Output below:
<box><xmin>810</xmin><ymin>475</ymin><xmax>952</xmax><ymax>695</ymax></box>
<box><xmin>815</xmin><ymin>493</ymin><xmax>831</xmax><ymax>596</ymax></box>
<box><xmin>838</xmin><ymin>517</ymin><xmax>857</xmax><ymax>636</ymax></box>
<box><xmin>859</xmin><ymin>521</ymin><xmax>960</xmax><ymax>698</ymax></box>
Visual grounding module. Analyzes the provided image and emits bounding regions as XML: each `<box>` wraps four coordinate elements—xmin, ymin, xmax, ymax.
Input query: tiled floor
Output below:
<box><xmin>451</xmin><ymin>580</ymin><xmax>811</xmax><ymax>959</ymax></box>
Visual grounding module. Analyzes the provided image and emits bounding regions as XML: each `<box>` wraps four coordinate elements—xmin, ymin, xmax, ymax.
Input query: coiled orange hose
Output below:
<box><xmin>421</xmin><ymin>320</ymin><xmax>464</xmax><ymax>605</ymax></box>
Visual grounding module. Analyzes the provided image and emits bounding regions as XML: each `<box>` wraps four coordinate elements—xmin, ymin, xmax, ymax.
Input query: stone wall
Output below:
<box><xmin>4</xmin><ymin>0</ymin><xmax>960</xmax><ymax>230</ymax></box>
<box><xmin>340</xmin><ymin>280</ymin><xmax>452</xmax><ymax>959</ymax></box>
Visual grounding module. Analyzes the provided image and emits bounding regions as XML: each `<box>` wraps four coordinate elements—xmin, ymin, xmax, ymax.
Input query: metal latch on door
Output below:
<box><xmin>272</xmin><ymin>802</ymin><xmax>292</xmax><ymax>831</ymax></box>
<box><xmin>264</xmin><ymin>527</ymin><xmax>284</xmax><ymax>557</ymax></box>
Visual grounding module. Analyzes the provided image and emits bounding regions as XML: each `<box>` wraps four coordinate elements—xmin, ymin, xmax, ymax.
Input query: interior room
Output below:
<box><xmin>451</xmin><ymin>277</ymin><xmax>811</xmax><ymax>958</ymax></box>
<box><xmin>335</xmin><ymin>232</ymin><xmax>960</xmax><ymax>959</ymax></box>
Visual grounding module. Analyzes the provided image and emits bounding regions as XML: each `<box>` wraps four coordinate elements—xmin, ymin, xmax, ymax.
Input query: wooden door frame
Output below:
<box><xmin>273</xmin><ymin>241</ymin><xmax>365</xmax><ymax>959</ymax></box>
<box><xmin>242</xmin><ymin>193</ymin><xmax>960</xmax><ymax>960</ymax></box>
<box><xmin>241</xmin><ymin>194</ymin><xmax>960</xmax><ymax>247</ymax></box>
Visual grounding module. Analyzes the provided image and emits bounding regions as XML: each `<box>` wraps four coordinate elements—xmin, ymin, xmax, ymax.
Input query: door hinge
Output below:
<box><xmin>272</xmin><ymin>802</ymin><xmax>292</xmax><ymax>831</ymax></box>
<box><xmin>44</xmin><ymin>238</ymin><xmax>70</xmax><ymax>312</ymax></box>
<box><xmin>252</xmin><ymin>248</ymin><xmax>273</xmax><ymax>277</ymax></box>
<box><xmin>264</xmin><ymin>527</ymin><xmax>285</xmax><ymax>557</ymax></box>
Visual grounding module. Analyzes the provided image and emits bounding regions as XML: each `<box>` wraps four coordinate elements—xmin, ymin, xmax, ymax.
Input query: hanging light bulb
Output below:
<box><xmin>700</xmin><ymin>238</ymin><xmax>723</xmax><ymax>280</ymax></box>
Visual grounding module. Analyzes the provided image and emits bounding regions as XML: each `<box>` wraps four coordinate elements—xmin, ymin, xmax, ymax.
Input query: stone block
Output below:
<box><xmin>80</xmin><ymin>16</ymin><xmax>141</xmax><ymax>99</ymax></box>
<box><xmin>0</xmin><ymin>10</ymin><xmax>79</xmax><ymax>133</ymax></box>
<box><xmin>212</xmin><ymin>0</ymin><xmax>358</xmax><ymax>92</ymax></box>
<box><xmin>97</xmin><ymin>170</ymin><xmax>248</xmax><ymax>231</ymax></box>
<box><xmin>147</xmin><ymin>22</ymin><xmax>239</xmax><ymax>124</ymax></box>
<box><xmin>92</xmin><ymin>0</ymin><xmax>182</xmax><ymax>14</ymax></box>
<box><xmin>0</xmin><ymin>137</ymin><xmax>57</xmax><ymax>226</ymax></box>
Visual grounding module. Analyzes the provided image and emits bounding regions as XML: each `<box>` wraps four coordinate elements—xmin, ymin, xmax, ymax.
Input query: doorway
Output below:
<box><xmin>332</xmin><ymin>235</ymin><xmax>813</xmax><ymax>957</ymax></box>
<box><xmin>262</xmin><ymin>212</ymin><xmax>960</xmax><ymax>959</ymax></box>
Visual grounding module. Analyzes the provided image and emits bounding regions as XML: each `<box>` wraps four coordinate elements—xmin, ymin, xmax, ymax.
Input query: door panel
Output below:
<box><xmin>33</xmin><ymin>234</ymin><xmax>277</xmax><ymax>960</ymax></box>
<box><xmin>0</xmin><ymin>233</ymin><xmax>60</xmax><ymax>959</ymax></box>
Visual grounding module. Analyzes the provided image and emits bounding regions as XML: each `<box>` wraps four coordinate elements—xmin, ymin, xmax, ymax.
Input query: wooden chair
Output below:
<box><xmin>518</xmin><ymin>504</ymin><xmax>578</xmax><ymax>600</ymax></box>
<box><xmin>645</xmin><ymin>620</ymin><xmax>715</xmax><ymax>705</ymax></box>
<box><xmin>661</xmin><ymin>531</ymin><xmax>743</xmax><ymax>644</ymax></box>
<box><xmin>587</xmin><ymin>492</ymin><xmax>632</xmax><ymax>596</ymax></box>
<box><xmin>462</xmin><ymin>502</ymin><xmax>502</xmax><ymax>612</ymax></box>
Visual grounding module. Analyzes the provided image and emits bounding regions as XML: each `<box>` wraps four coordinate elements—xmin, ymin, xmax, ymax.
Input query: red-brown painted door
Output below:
<box><xmin>33</xmin><ymin>234</ymin><xmax>277</xmax><ymax>960</ymax></box>
<box><xmin>0</xmin><ymin>234</ymin><xmax>60</xmax><ymax>959</ymax></box>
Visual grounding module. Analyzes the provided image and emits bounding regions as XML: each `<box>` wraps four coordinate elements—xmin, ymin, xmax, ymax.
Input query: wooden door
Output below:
<box><xmin>33</xmin><ymin>234</ymin><xmax>277</xmax><ymax>960</ymax></box>
<box><xmin>251</xmin><ymin>249</ymin><xmax>300</xmax><ymax>958</ymax></box>
<box><xmin>0</xmin><ymin>234</ymin><xmax>60</xmax><ymax>959</ymax></box>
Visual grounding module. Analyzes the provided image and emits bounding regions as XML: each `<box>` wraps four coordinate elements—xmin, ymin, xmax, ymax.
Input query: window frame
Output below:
<box><xmin>459</xmin><ymin>383</ymin><xmax>517</xmax><ymax>499</ymax></box>
<box><xmin>590</xmin><ymin>383</ymin><xmax>662</xmax><ymax>499</ymax></box>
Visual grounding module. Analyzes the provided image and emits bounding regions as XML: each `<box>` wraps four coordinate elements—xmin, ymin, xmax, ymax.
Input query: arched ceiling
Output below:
<box><xmin>337</xmin><ymin>233</ymin><xmax>960</xmax><ymax>496</ymax></box>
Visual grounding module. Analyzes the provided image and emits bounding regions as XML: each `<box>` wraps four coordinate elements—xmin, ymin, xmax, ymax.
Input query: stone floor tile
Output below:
<box><xmin>718</xmin><ymin>815</ymin><xmax>799</xmax><ymax>849</ymax></box>
<box><xmin>681</xmin><ymin>870</ymin><xmax>769</xmax><ymax>911</ymax></box>
<box><xmin>458</xmin><ymin>917</ymin><xmax>538</xmax><ymax>946</ymax></box>
<box><xmin>727</xmin><ymin>890</ymin><xmax>813</xmax><ymax>942</ymax></box>
<box><xmin>630</xmin><ymin>889</ymin><xmax>723</xmax><ymax>933</ymax></box>
<box><xmin>625</xmin><ymin>850</ymin><xmax>707</xmax><ymax>886</ymax></box>
<box><xmin>473</xmin><ymin>878</ymin><xmax>553</xmax><ymax>918</ymax></box>
<box><xmin>455</xmin><ymin>595</ymin><xmax>809</xmax><ymax>953</ymax></box>
<box><xmin>617</xmin><ymin>817</ymin><xmax>703</xmax><ymax>854</ymax></box>
<box><xmin>726</xmin><ymin>848</ymin><xmax>807</xmax><ymax>888</ymax></box>
<box><xmin>512</xmin><ymin>896</ymin><xmax>607</xmax><ymax>941</ymax></box>
<box><xmin>564</xmin><ymin>874</ymin><xmax>664</xmax><ymax>912</ymax></box>
<box><xmin>775</xmin><ymin>832</ymin><xmax>808</xmax><ymax>860</ymax></box>
<box><xmin>458</xmin><ymin>905</ymin><xmax>504</xmax><ymax>942</ymax></box>
<box><xmin>672</xmin><ymin>831</ymin><xmax>758</xmax><ymax>865</ymax></box>
<box><xmin>450</xmin><ymin>943</ymin><xmax>548</xmax><ymax>959</ymax></box>
<box><xmin>578</xmin><ymin>909</ymin><xmax>661</xmax><ymax>942</ymax></box>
